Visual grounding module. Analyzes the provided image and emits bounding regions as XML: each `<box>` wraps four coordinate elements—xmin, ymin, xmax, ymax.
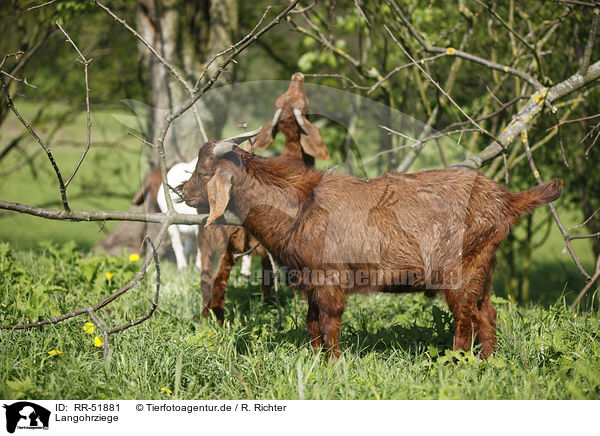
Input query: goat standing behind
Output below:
<box><xmin>201</xmin><ymin>72</ymin><xmax>330</xmax><ymax>324</ymax></box>
<box><xmin>157</xmin><ymin>159</ymin><xmax>202</xmax><ymax>270</ymax></box>
<box><xmin>131</xmin><ymin>72</ymin><xmax>327</xmax><ymax>314</ymax></box>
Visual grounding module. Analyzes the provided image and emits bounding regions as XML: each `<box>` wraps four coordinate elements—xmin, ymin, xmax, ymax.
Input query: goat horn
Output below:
<box><xmin>213</xmin><ymin>126</ymin><xmax>262</xmax><ymax>156</ymax></box>
<box><xmin>293</xmin><ymin>108</ymin><xmax>308</xmax><ymax>135</ymax></box>
<box><xmin>272</xmin><ymin>108</ymin><xmax>283</xmax><ymax>128</ymax></box>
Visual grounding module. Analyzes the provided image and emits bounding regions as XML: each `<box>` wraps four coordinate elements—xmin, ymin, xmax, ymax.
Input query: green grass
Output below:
<box><xmin>1</xmin><ymin>242</ymin><xmax>599</xmax><ymax>400</ymax></box>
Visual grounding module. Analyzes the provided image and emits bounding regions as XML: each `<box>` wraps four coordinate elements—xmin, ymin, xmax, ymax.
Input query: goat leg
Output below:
<box><xmin>261</xmin><ymin>255</ymin><xmax>273</xmax><ymax>302</ymax></box>
<box><xmin>200</xmin><ymin>249</ymin><xmax>214</xmax><ymax>318</ymax></box>
<box><xmin>168</xmin><ymin>226</ymin><xmax>188</xmax><ymax>270</ymax></box>
<box><xmin>477</xmin><ymin>293</ymin><xmax>497</xmax><ymax>358</ymax></box>
<box><xmin>306</xmin><ymin>296</ymin><xmax>322</xmax><ymax>351</ymax></box>
<box><xmin>314</xmin><ymin>286</ymin><xmax>345</xmax><ymax>361</ymax></box>
<box><xmin>210</xmin><ymin>245</ymin><xmax>237</xmax><ymax>325</ymax></box>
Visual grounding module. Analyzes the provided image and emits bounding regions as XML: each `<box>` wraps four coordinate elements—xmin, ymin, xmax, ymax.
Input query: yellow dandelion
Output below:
<box><xmin>105</xmin><ymin>272</ymin><xmax>113</xmax><ymax>280</ymax></box>
<box><xmin>83</xmin><ymin>322</ymin><xmax>95</xmax><ymax>334</ymax></box>
<box><xmin>161</xmin><ymin>387</ymin><xmax>173</xmax><ymax>394</ymax></box>
<box><xmin>93</xmin><ymin>336</ymin><xmax>104</xmax><ymax>347</ymax></box>
<box><xmin>129</xmin><ymin>253</ymin><xmax>140</xmax><ymax>262</ymax></box>
<box><xmin>48</xmin><ymin>349</ymin><xmax>63</xmax><ymax>356</ymax></box>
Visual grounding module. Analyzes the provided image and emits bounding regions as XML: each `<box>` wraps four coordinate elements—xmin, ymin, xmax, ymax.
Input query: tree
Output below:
<box><xmin>95</xmin><ymin>0</ymin><xmax>240</xmax><ymax>254</ymax></box>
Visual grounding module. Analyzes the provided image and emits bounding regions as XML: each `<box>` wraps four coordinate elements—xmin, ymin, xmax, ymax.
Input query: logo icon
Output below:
<box><xmin>3</xmin><ymin>402</ymin><xmax>50</xmax><ymax>434</ymax></box>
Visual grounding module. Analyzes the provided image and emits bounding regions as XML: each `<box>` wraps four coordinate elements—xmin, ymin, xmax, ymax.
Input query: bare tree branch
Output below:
<box><xmin>570</xmin><ymin>254</ymin><xmax>600</xmax><ymax>309</ymax></box>
<box><xmin>0</xmin><ymin>75</ymin><xmax>70</xmax><ymax>211</ymax></box>
<box><xmin>55</xmin><ymin>21</ymin><xmax>93</xmax><ymax>188</ymax></box>
<box><xmin>0</xmin><ymin>199</ymin><xmax>241</xmax><ymax>226</ymax></box>
<box><xmin>521</xmin><ymin>129</ymin><xmax>591</xmax><ymax>280</ymax></box>
<box><xmin>569</xmin><ymin>206</ymin><xmax>600</xmax><ymax>231</ymax></box>
<box><xmin>580</xmin><ymin>5</ymin><xmax>600</xmax><ymax>76</ymax></box>
<box><xmin>387</xmin><ymin>0</ymin><xmax>543</xmax><ymax>89</ymax></box>
<box><xmin>453</xmin><ymin>59</ymin><xmax>600</xmax><ymax>170</ymax></box>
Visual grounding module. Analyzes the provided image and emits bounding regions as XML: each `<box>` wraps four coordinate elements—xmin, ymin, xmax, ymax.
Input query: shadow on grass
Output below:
<box><xmin>220</xmin><ymin>279</ymin><xmax>455</xmax><ymax>357</ymax></box>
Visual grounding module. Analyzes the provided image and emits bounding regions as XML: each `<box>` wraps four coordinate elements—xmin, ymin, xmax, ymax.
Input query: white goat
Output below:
<box><xmin>157</xmin><ymin>159</ymin><xmax>202</xmax><ymax>270</ymax></box>
<box><xmin>157</xmin><ymin>158</ymin><xmax>251</xmax><ymax>274</ymax></box>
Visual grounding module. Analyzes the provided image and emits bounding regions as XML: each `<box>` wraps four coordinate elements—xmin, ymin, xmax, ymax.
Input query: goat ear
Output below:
<box><xmin>205</xmin><ymin>170</ymin><xmax>233</xmax><ymax>227</ymax></box>
<box><xmin>300</xmin><ymin>116</ymin><xmax>330</xmax><ymax>160</ymax></box>
<box><xmin>241</xmin><ymin>121</ymin><xmax>275</xmax><ymax>152</ymax></box>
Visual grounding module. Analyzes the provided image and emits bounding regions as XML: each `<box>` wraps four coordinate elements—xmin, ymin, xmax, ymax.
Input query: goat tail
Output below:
<box><xmin>508</xmin><ymin>178</ymin><xmax>563</xmax><ymax>218</ymax></box>
<box><xmin>132</xmin><ymin>174</ymin><xmax>156</xmax><ymax>206</ymax></box>
<box><xmin>132</xmin><ymin>188</ymin><xmax>144</xmax><ymax>205</ymax></box>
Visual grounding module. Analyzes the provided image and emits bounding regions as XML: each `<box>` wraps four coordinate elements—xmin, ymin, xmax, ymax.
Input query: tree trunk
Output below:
<box><xmin>95</xmin><ymin>0</ymin><xmax>238</xmax><ymax>255</ymax></box>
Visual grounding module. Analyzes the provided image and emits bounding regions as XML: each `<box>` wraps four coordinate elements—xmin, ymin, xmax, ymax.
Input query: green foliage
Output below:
<box><xmin>0</xmin><ymin>0</ymin><xmax>142</xmax><ymax>106</ymax></box>
<box><xmin>1</xmin><ymin>243</ymin><xmax>599</xmax><ymax>400</ymax></box>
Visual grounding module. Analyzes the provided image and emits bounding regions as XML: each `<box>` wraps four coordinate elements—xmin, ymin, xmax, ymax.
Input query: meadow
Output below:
<box><xmin>1</xmin><ymin>102</ymin><xmax>599</xmax><ymax>400</ymax></box>
<box><xmin>0</xmin><ymin>242</ymin><xmax>599</xmax><ymax>400</ymax></box>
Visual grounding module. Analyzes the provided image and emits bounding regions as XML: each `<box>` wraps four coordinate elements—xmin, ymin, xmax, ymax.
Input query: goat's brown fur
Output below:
<box><xmin>183</xmin><ymin>145</ymin><xmax>562</xmax><ymax>359</ymax></box>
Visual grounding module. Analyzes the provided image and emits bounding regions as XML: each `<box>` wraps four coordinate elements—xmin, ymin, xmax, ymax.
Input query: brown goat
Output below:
<box><xmin>203</xmin><ymin>72</ymin><xmax>330</xmax><ymax>324</ymax></box>
<box><xmin>182</xmin><ymin>138</ymin><xmax>562</xmax><ymax>359</ymax></box>
<box><xmin>244</xmin><ymin>72</ymin><xmax>330</xmax><ymax>165</ymax></box>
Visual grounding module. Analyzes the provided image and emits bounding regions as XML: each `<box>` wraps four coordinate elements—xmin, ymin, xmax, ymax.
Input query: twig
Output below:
<box><xmin>442</xmin><ymin>96</ymin><xmax>528</xmax><ymax>133</ymax></box>
<box><xmin>302</xmin><ymin>73</ymin><xmax>370</xmax><ymax>90</ymax></box>
<box><xmin>569</xmin><ymin>206</ymin><xmax>600</xmax><ymax>230</ymax></box>
<box><xmin>364</xmin><ymin>127</ymin><xmax>478</xmax><ymax>165</ymax></box>
<box><xmin>474</xmin><ymin>0</ymin><xmax>546</xmax><ymax>80</ymax></box>
<box><xmin>570</xmin><ymin>255</ymin><xmax>600</xmax><ymax>309</ymax></box>
<box><xmin>354</xmin><ymin>0</ymin><xmax>371</xmax><ymax>27</ymax></box>
<box><xmin>368</xmin><ymin>53</ymin><xmax>447</xmax><ymax>94</ymax></box>
<box><xmin>1</xmin><ymin>228</ymin><xmax>165</xmax><ymax>330</ymax></box>
<box><xmin>546</xmin><ymin>113</ymin><xmax>600</xmax><ymax>130</ymax></box>
<box><xmin>453</xmin><ymin>59</ymin><xmax>600</xmax><ymax>170</ymax></box>
<box><xmin>233</xmin><ymin>242</ymin><xmax>260</xmax><ymax>260</ymax></box>
<box><xmin>387</xmin><ymin>0</ymin><xmax>543</xmax><ymax>89</ymax></box>
<box><xmin>553</xmin><ymin>110</ymin><xmax>569</xmax><ymax>167</ymax></box>
<box><xmin>0</xmin><ymin>51</ymin><xmax>24</xmax><ymax>71</ymax></box>
<box><xmin>128</xmin><ymin>131</ymin><xmax>157</xmax><ymax>149</ymax></box>
<box><xmin>56</xmin><ymin>22</ymin><xmax>93</xmax><ymax>188</ymax></box>
<box><xmin>0</xmin><ymin>70</ymin><xmax>37</xmax><ymax>88</ymax></box>
<box><xmin>568</xmin><ymin>232</ymin><xmax>600</xmax><ymax>241</ymax></box>
<box><xmin>26</xmin><ymin>0</ymin><xmax>58</xmax><ymax>11</ymax></box>
<box><xmin>521</xmin><ymin>129</ymin><xmax>591</xmax><ymax>280</ymax></box>
<box><xmin>0</xmin><ymin>75</ymin><xmax>70</xmax><ymax>212</ymax></box>
<box><xmin>383</xmin><ymin>25</ymin><xmax>497</xmax><ymax>144</ymax></box>
<box><xmin>552</xmin><ymin>0</ymin><xmax>597</xmax><ymax>6</ymax></box>
<box><xmin>585</xmin><ymin>123</ymin><xmax>600</xmax><ymax>156</ymax></box>
<box><xmin>580</xmin><ymin>5</ymin><xmax>600</xmax><ymax>76</ymax></box>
